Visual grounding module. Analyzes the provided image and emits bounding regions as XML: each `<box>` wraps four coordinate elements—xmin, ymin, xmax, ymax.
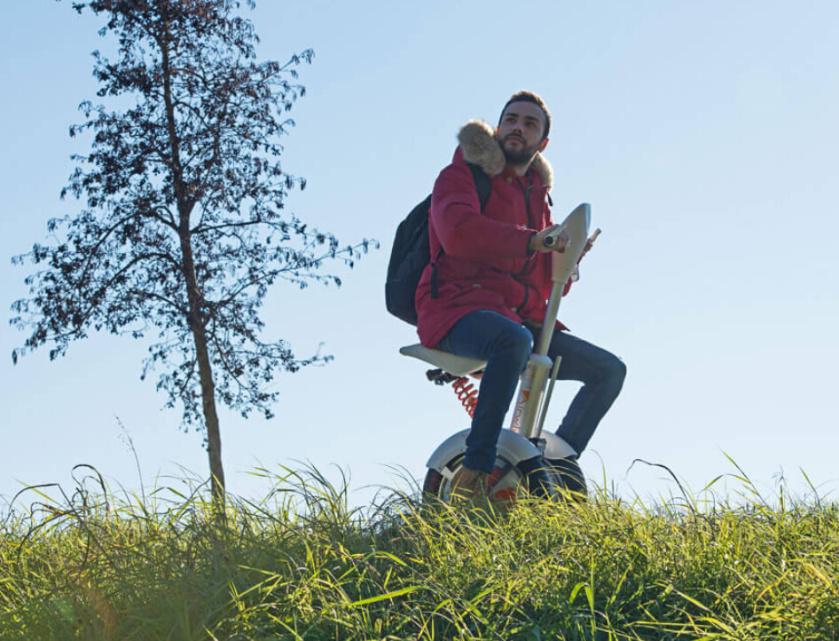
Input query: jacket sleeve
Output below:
<box><xmin>430</xmin><ymin>162</ymin><xmax>535</xmax><ymax>260</ymax></box>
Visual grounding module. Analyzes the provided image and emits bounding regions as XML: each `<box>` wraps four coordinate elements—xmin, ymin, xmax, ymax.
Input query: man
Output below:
<box><xmin>415</xmin><ymin>91</ymin><xmax>626</xmax><ymax>497</ymax></box>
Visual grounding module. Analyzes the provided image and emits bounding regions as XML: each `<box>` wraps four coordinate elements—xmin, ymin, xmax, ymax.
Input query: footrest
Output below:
<box><xmin>426</xmin><ymin>369</ymin><xmax>460</xmax><ymax>385</ymax></box>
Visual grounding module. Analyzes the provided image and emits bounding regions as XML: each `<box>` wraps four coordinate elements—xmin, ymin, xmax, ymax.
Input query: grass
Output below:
<box><xmin>0</xmin><ymin>463</ymin><xmax>837</xmax><ymax>641</ymax></box>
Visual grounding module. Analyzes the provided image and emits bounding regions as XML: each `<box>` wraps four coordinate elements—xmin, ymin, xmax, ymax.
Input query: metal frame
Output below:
<box><xmin>510</xmin><ymin>203</ymin><xmax>591</xmax><ymax>441</ymax></box>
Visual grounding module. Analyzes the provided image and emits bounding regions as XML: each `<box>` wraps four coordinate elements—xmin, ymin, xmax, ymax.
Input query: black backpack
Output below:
<box><xmin>386</xmin><ymin>163</ymin><xmax>492</xmax><ymax>325</ymax></box>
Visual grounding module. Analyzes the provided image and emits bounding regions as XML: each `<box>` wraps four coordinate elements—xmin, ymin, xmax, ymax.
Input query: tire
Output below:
<box><xmin>544</xmin><ymin>456</ymin><xmax>588</xmax><ymax>499</ymax></box>
<box><xmin>422</xmin><ymin>467</ymin><xmax>444</xmax><ymax>497</ymax></box>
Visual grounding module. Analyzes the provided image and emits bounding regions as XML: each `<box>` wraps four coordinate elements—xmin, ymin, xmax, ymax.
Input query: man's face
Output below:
<box><xmin>496</xmin><ymin>101</ymin><xmax>549</xmax><ymax>165</ymax></box>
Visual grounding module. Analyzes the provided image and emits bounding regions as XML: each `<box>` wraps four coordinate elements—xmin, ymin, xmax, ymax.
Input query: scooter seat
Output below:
<box><xmin>399</xmin><ymin>344</ymin><xmax>486</xmax><ymax>377</ymax></box>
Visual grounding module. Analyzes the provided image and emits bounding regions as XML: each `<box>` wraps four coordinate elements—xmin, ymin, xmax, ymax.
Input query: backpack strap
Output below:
<box><xmin>469</xmin><ymin>163</ymin><xmax>492</xmax><ymax>211</ymax></box>
<box><xmin>430</xmin><ymin>163</ymin><xmax>492</xmax><ymax>299</ymax></box>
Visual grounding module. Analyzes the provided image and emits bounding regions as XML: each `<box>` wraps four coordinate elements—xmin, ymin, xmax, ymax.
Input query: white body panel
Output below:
<box><xmin>425</xmin><ymin>428</ymin><xmax>578</xmax><ymax>474</ymax></box>
<box><xmin>425</xmin><ymin>428</ymin><xmax>543</xmax><ymax>471</ymax></box>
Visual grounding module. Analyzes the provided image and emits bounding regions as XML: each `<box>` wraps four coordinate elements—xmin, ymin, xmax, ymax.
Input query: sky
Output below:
<box><xmin>1</xmin><ymin>0</ymin><xmax>838</xmax><ymax>510</ymax></box>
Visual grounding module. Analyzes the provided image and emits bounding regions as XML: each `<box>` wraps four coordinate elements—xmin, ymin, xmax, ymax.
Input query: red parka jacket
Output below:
<box><xmin>416</xmin><ymin>120</ymin><xmax>568</xmax><ymax>348</ymax></box>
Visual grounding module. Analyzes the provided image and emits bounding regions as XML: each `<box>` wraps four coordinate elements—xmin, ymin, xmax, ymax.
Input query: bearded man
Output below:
<box><xmin>414</xmin><ymin>91</ymin><xmax>626</xmax><ymax>497</ymax></box>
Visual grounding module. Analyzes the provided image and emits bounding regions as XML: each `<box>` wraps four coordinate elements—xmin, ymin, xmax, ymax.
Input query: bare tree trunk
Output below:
<box><xmin>160</xmin><ymin>15</ymin><xmax>226</xmax><ymax>516</ymax></box>
<box><xmin>181</xmin><ymin>240</ymin><xmax>226</xmax><ymax>513</ymax></box>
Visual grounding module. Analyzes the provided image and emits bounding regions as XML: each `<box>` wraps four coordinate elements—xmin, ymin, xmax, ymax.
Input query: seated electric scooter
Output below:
<box><xmin>401</xmin><ymin>203</ymin><xmax>594</xmax><ymax>504</ymax></box>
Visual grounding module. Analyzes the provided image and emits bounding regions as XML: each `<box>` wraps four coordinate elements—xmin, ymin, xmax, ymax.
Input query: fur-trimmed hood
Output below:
<box><xmin>457</xmin><ymin>119</ymin><xmax>553</xmax><ymax>190</ymax></box>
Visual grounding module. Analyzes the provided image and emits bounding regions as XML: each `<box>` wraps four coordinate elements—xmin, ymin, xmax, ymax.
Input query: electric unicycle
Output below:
<box><xmin>402</xmin><ymin>204</ymin><xmax>595</xmax><ymax>505</ymax></box>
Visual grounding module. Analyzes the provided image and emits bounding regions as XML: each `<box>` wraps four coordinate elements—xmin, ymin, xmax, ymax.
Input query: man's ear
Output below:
<box><xmin>538</xmin><ymin>136</ymin><xmax>549</xmax><ymax>152</ymax></box>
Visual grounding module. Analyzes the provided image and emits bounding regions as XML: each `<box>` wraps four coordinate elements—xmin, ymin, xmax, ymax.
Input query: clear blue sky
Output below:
<box><xmin>2</xmin><ymin>1</ymin><xmax>837</xmax><ymax>507</ymax></box>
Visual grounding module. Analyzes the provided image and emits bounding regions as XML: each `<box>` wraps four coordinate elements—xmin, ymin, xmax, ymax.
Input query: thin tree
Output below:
<box><xmin>11</xmin><ymin>0</ymin><xmax>372</xmax><ymax>512</ymax></box>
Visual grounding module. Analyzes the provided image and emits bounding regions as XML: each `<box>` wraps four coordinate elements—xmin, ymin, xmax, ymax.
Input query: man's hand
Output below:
<box><xmin>579</xmin><ymin>228</ymin><xmax>602</xmax><ymax>261</ymax></box>
<box><xmin>529</xmin><ymin>225</ymin><xmax>569</xmax><ymax>253</ymax></box>
<box><xmin>571</xmin><ymin>228</ymin><xmax>602</xmax><ymax>282</ymax></box>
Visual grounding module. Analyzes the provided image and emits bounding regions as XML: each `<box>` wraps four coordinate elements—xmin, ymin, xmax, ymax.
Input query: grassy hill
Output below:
<box><xmin>1</xmin><ymin>466</ymin><xmax>837</xmax><ymax>640</ymax></box>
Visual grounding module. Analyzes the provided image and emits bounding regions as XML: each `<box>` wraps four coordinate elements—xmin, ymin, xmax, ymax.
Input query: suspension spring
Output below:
<box><xmin>452</xmin><ymin>377</ymin><xmax>479</xmax><ymax>418</ymax></box>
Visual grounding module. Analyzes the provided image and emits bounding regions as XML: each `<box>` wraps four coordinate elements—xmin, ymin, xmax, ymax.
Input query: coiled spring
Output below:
<box><xmin>452</xmin><ymin>377</ymin><xmax>479</xmax><ymax>418</ymax></box>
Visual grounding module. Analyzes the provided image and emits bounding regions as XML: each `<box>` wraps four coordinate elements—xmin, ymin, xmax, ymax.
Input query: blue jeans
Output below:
<box><xmin>438</xmin><ymin>310</ymin><xmax>626</xmax><ymax>473</ymax></box>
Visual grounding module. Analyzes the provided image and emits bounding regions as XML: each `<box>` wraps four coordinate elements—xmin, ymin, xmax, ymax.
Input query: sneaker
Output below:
<box><xmin>450</xmin><ymin>466</ymin><xmax>488</xmax><ymax>504</ymax></box>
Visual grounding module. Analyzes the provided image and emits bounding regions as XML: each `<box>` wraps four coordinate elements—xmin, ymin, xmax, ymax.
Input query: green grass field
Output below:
<box><xmin>1</xmin><ymin>464</ymin><xmax>837</xmax><ymax>641</ymax></box>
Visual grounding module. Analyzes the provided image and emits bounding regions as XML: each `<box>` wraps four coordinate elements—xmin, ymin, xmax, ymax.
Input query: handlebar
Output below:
<box><xmin>542</xmin><ymin>226</ymin><xmax>563</xmax><ymax>248</ymax></box>
<box><xmin>544</xmin><ymin>226</ymin><xmax>601</xmax><ymax>250</ymax></box>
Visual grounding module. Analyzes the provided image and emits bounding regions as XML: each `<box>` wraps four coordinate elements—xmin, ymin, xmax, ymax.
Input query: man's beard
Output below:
<box><xmin>500</xmin><ymin>136</ymin><xmax>539</xmax><ymax>166</ymax></box>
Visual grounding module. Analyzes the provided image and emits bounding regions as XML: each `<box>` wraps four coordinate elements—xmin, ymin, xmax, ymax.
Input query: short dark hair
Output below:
<box><xmin>498</xmin><ymin>90</ymin><xmax>551</xmax><ymax>140</ymax></box>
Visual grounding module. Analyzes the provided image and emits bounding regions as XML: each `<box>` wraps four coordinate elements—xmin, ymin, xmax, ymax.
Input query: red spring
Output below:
<box><xmin>452</xmin><ymin>377</ymin><xmax>479</xmax><ymax>418</ymax></box>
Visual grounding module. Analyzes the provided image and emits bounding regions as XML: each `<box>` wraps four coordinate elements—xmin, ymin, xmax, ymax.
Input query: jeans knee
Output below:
<box><xmin>494</xmin><ymin>324</ymin><xmax>533</xmax><ymax>370</ymax></box>
<box><xmin>607</xmin><ymin>357</ymin><xmax>627</xmax><ymax>389</ymax></box>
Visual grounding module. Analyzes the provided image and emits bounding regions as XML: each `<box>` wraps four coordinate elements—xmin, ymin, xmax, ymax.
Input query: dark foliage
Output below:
<box><xmin>11</xmin><ymin>0</ymin><xmax>373</xmax><ymax>495</ymax></box>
